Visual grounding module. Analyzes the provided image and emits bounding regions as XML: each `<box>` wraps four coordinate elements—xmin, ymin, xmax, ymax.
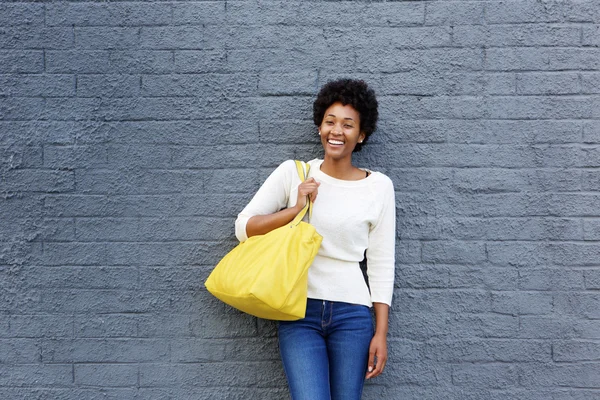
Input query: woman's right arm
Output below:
<box><xmin>235</xmin><ymin>161</ymin><xmax>320</xmax><ymax>242</ymax></box>
<box><xmin>245</xmin><ymin>177</ymin><xmax>320</xmax><ymax>238</ymax></box>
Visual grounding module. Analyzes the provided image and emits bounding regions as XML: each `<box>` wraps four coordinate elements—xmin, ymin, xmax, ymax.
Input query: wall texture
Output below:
<box><xmin>1</xmin><ymin>0</ymin><xmax>600</xmax><ymax>399</ymax></box>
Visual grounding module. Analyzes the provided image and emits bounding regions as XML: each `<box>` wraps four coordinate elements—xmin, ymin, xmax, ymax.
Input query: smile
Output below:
<box><xmin>327</xmin><ymin>139</ymin><xmax>344</xmax><ymax>145</ymax></box>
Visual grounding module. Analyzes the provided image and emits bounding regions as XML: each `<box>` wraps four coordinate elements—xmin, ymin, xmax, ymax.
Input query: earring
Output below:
<box><xmin>359</xmin><ymin>140</ymin><xmax>363</xmax><ymax>143</ymax></box>
<box><xmin>318</xmin><ymin>131</ymin><xmax>321</xmax><ymax>136</ymax></box>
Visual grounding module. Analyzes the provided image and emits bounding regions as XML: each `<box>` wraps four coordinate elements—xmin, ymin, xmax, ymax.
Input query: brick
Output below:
<box><xmin>258</xmin><ymin>71</ymin><xmax>317</xmax><ymax>96</ymax></box>
<box><xmin>173</xmin><ymin>2</ymin><xmax>226</xmax><ymax>25</ymax></box>
<box><xmin>0</xmin><ymin>365</ymin><xmax>73</xmax><ymax>387</ymax></box>
<box><xmin>452</xmin><ymin>363</ymin><xmax>518</xmax><ymax>389</ymax></box>
<box><xmin>138</xmin><ymin>314</ymin><xmax>192</xmax><ymax>338</ymax></box>
<box><xmin>0</xmin><ymin>339</ymin><xmax>41</xmax><ymax>363</ymax></box>
<box><xmin>46</xmin><ymin>3</ymin><xmax>172</xmax><ymax>27</ymax></box>
<box><xmin>207</xmin><ymin>25</ymin><xmax>325</xmax><ymax>50</ymax></box>
<box><xmin>43</xmin><ymin>145</ymin><xmax>108</xmax><ymax>169</ymax></box>
<box><xmin>564</xmin><ymin>0</ymin><xmax>600</xmax><ymax>22</ymax></box>
<box><xmin>395</xmin><ymin>240</ymin><xmax>422</xmax><ymax>264</ymax></box>
<box><xmin>554</xmin><ymin>340</ymin><xmax>600</xmax><ymax>362</ymax></box>
<box><xmin>491</xmin><ymin>96</ymin><xmax>600</xmax><ymax>120</ymax></box>
<box><xmin>454</xmin><ymin>168</ymin><xmax>583</xmax><ymax>193</ymax></box>
<box><xmin>574</xmin><ymin>319</ymin><xmax>600</xmax><ymax>339</ymax></box>
<box><xmin>142</xmin><ymin>73</ymin><xmax>258</xmax><ymax>97</ymax></box>
<box><xmin>453</xmin><ymin>25</ymin><xmax>580</xmax><ymax>47</ymax></box>
<box><xmin>140</xmin><ymin>26</ymin><xmax>205</xmax><ymax>50</ymax></box>
<box><xmin>75</xmin><ymin>27</ymin><xmax>140</xmax><ymax>50</ymax></box>
<box><xmin>583</xmin><ymin>24</ymin><xmax>600</xmax><ymax>46</ymax></box>
<box><xmin>380</xmin><ymin>72</ymin><xmax>486</xmax><ymax>96</ymax></box>
<box><xmin>401</xmin><ymin>217</ymin><xmax>581</xmax><ymax>241</ymax></box>
<box><xmin>190</xmin><ymin>301</ymin><xmax>258</xmax><ymax>339</ymax></box>
<box><xmin>485</xmin><ymin>1</ymin><xmax>563</xmax><ymax>23</ymax></box>
<box><xmin>2</xmin><ymin>170</ymin><xmax>74</xmax><ymax>193</ymax></box>
<box><xmin>0</xmin><ymin>27</ymin><xmax>74</xmax><ymax>50</ymax></box>
<box><xmin>383</xmin><ymin>362</ymin><xmax>451</xmax><ymax>386</ymax></box>
<box><xmin>486</xmin><ymin>48</ymin><xmax>600</xmax><ymax>71</ymax></box>
<box><xmin>426</xmin><ymin>339</ymin><xmax>549</xmax><ymax>362</ymax></box>
<box><xmin>581</xmin><ymin>72</ymin><xmax>600</xmax><ymax>94</ymax></box>
<box><xmin>357</xmin><ymin>48</ymin><xmax>484</xmax><ymax>73</ymax></box>
<box><xmin>393</xmin><ymin>289</ymin><xmax>490</xmax><ymax>314</ymax></box>
<box><xmin>0</xmin><ymin>74</ymin><xmax>75</xmax><ymax>97</ymax></box>
<box><xmin>421</xmin><ymin>241</ymin><xmax>486</xmax><ymax>264</ymax></box>
<box><xmin>519</xmin><ymin>268</ymin><xmax>585</xmax><ymax>291</ymax></box>
<box><xmin>323</xmin><ymin>26</ymin><xmax>451</xmax><ymax>50</ymax></box>
<box><xmin>75</xmin><ymin>169</ymin><xmax>206</xmax><ymax>195</ymax></box>
<box><xmin>99</xmin><ymin>120</ymin><xmax>258</xmax><ymax>145</ymax></box>
<box><xmin>460</xmin><ymin>120</ymin><xmax>582</xmax><ymax>145</ymax></box>
<box><xmin>139</xmin><ymin>362</ymin><xmax>284</xmax><ymax>388</ymax></box>
<box><xmin>77</xmin><ymin>74</ymin><xmax>140</xmax><ymax>98</ymax></box>
<box><xmin>75</xmin><ymin>364</ymin><xmax>138</xmax><ymax>387</ymax></box>
<box><xmin>584</xmin><ymin>219</ymin><xmax>600</xmax><ymax>240</ymax></box>
<box><xmin>491</xmin><ymin>291</ymin><xmax>553</xmax><ymax>316</ymax></box>
<box><xmin>554</xmin><ymin>292</ymin><xmax>600</xmax><ymax>318</ymax></box>
<box><xmin>172</xmin><ymin>144</ymin><xmax>295</xmax><ymax>169</ymax></box>
<box><xmin>107</xmin><ymin>144</ymin><xmax>171</xmax><ymax>168</ymax></box>
<box><xmin>137</xmin><ymin>266</ymin><xmax>203</xmax><ymax>291</ymax></box>
<box><xmin>517</xmin><ymin>72</ymin><xmax>580</xmax><ymax>95</ymax></box>
<box><xmin>75</xmin><ymin>314</ymin><xmax>138</xmax><ymax>338</ymax></box>
<box><xmin>97</xmin><ymin>97</ymin><xmax>257</xmax><ymax>121</ymax></box>
<box><xmin>22</xmin><ymin>266</ymin><xmax>137</xmax><ymax>290</ymax></box>
<box><xmin>4</xmin><ymin>314</ymin><xmax>73</xmax><ymax>338</ymax></box>
<box><xmin>0</xmin><ymin>4</ymin><xmax>44</xmax><ymax>26</ymax></box>
<box><xmin>109</xmin><ymin>50</ymin><xmax>175</xmax><ymax>74</ymax></box>
<box><xmin>520</xmin><ymin>363</ymin><xmax>600</xmax><ymax>388</ymax></box>
<box><xmin>228</xmin><ymin>48</ymin><xmax>353</xmax><ymax>73</ymax></box>
<box><xmin>42</xmin><ymin>338</ymin><xmax>169</xmax><ymax>363</ymax></box>
<box><xmin>259</xmin><ymin>119</ymin><xmax>315</xmax><ymax>144</ymax></box>
<box><xmin>46</xmin><ymin>50</ymin><xmax>111</xmax><ymax>74</ymax></box>
<box><xmin>425</xmin><ymin>1</ymin><xmax>484</xmax><ymax>26</ymax></box>
<box><xmin>170</xmin><ymin>339</ymin><xmax>227</xmax><ymax>362</ymax></box>
<box><xmin>173</xmin><ymin>50</ymin><xmax>226</xmax><ymax>73</ymax></box>
<box><xmin>107</xmin><ymin>241</ymin><xmax>232</xmax><ymax>267</ymax></box>
<box><xmin>0</xmin><ymin>388</ymin><xmax>139</xmax><ymax>400</ymax></box>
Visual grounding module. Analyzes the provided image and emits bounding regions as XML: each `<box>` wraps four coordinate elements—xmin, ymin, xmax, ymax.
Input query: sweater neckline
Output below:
<box><xmin>310</xmin><ymin>159</ymin><xmax>374</xmax><ymax>187</ymax></box>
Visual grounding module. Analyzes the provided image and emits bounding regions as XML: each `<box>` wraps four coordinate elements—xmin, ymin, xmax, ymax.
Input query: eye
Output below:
<box><xmin>325</xmin><ymin>120</ymin><xmax>334</xmax><ymax>125</ymax></box>
<box><xmin>344</xmin><ymin>124</ymin><xmax>354</xmax><ymax>129</ymax></box>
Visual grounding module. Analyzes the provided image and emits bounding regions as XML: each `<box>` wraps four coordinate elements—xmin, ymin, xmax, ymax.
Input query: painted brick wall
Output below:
<box><xmin>1</xmin><ymin>1</ymin><xmax>599</xmax><ymax>399</ymax></box>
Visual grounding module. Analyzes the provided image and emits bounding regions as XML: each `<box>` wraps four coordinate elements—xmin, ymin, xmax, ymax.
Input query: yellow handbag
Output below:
<box><xmin>205</xmin><ymin>160</ymin><xmax>323</xmax><ymax>321</ymax></box>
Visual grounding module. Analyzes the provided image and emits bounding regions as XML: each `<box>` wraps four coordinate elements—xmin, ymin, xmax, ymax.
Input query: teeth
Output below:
<box><xmin>328</xmin><ymin>140</ymin><xmax>344</xmax><ymax>145</ymax></box>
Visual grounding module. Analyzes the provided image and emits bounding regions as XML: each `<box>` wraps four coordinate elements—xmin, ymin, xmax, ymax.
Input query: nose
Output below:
<box><xmin>331</xmin><ymin>123</ymin><xmax>343</xmax><ymax>135</ymax></box>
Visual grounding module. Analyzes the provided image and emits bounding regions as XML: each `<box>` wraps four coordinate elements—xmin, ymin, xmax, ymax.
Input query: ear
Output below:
<box><xmin>358</xmin><ymin>132</ymin><xmax>366</xmax><ymax>143</ymax></box>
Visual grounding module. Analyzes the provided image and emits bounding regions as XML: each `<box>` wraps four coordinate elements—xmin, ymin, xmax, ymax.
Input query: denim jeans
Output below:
<box><xmin>278</xmin><ymin>298</ymin><xmax>374</xmax><ymax>400</ymax></box>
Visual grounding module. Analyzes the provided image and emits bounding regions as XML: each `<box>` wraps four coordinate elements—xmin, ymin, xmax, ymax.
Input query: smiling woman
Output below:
<box><xmin>235</xmin><ymin>79</ymin><xmax>395</xmax><ymax>400</ymax></box>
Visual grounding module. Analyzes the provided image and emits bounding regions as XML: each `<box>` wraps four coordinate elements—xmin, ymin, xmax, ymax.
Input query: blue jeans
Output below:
<box><xmin>278</xmin><ymin>299</ymin><xmax>374</xmax><ymax>400</ymax></box>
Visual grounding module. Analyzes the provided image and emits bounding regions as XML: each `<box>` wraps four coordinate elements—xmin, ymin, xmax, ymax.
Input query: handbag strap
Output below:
<box><xmin>291</xmin><ymin>160</ymin><xmax>312</xmax><ymax>226</ymax></box>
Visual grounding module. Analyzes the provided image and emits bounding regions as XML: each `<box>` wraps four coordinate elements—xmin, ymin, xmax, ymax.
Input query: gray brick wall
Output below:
<box><xmin>1</xmin><ymin>1</ymin><xmax>599</xmax><ymax>399</ymax></box>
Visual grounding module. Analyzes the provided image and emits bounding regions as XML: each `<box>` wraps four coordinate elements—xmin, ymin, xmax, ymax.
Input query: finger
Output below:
<box><xmin>366</xmin><ymin>351</ymin><xmax>376</xmax><ymax>378</ymax></box>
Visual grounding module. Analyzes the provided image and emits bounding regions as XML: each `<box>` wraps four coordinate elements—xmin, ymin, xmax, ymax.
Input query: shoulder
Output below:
<box><xmin>368</xmin><ymin>171</ymin><xmax>394</xmax><ymax>192</ymax></box>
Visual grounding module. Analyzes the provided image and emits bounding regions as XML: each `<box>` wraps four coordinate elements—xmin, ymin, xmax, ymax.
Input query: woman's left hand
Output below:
<box><xmin>366</xmin><ymin>332</ymin><xmax>387</xmax><ymax>379</ymax></box>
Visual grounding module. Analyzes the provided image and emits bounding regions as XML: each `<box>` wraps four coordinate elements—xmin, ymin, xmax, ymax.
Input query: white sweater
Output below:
<box><xmin>235</xmin><ymin>159</ymin><xmax>396</xmax><ymax>307</ymax></box>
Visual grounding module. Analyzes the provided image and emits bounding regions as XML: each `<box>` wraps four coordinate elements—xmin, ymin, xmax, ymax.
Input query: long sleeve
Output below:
<box><xmin>366</xmin><ymin>177</ymin><xmax>396</xmax><ymax>306</ymax></box>
<box><xmin>234</xmin><ymin>160</ymin><xmax>297</xmax><ymax>242</ymax></box>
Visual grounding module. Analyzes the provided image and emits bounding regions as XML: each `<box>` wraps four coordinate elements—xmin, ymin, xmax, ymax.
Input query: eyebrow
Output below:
<box><xmin>326</xmin><ymin>113</ymin><xmax>355</xmax><ymax>121</ymax></box>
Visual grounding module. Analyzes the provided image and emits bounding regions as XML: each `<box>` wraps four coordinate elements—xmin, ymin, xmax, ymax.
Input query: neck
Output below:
<box><xmin>320</xmin><ymin>157</ymin><xmax>355</xmax><ymax>180</ymax></box>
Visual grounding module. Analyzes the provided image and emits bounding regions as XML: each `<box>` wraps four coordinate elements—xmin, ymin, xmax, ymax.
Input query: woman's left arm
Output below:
<box><xmin>364</xmin><ymin>177</ymin><xmax>396</xmax><ymax>379</ymax></box>
<box><xmin>366</xmin><ymin>302</ymin><xmax>389</xmax><ymax>379</ymax></box>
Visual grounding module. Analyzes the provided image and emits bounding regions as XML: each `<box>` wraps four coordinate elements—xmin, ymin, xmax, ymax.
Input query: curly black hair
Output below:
<box><xmin>313</xmin><ymin>78</ymin><xmax>378</xmax><ymax>152</ymax></box>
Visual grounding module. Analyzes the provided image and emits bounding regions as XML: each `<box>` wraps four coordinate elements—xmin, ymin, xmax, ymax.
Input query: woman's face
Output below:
<box><xmin>319</xmin><ymin>102</ymin><xmax>365</xmax><ymax>162</ymax></box>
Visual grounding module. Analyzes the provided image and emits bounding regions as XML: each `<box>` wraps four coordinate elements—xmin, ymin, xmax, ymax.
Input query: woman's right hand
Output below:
<box><xmin>295</xmin><ymin>177</ymin><xmax>320</xmax><ymax>212</ymax></box>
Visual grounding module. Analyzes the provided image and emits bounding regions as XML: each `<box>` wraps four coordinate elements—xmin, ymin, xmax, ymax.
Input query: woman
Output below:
<box><xmin>235</xmin><ymin>79</ymin><xmax>395</xmax><ymax>400</ymax></box>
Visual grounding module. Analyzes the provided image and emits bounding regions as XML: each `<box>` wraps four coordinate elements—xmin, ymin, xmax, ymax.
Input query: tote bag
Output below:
<box><xmin>205</xmin><ymin>160</ymin><xmax>323</xmax><ymax>320</ymax></box>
